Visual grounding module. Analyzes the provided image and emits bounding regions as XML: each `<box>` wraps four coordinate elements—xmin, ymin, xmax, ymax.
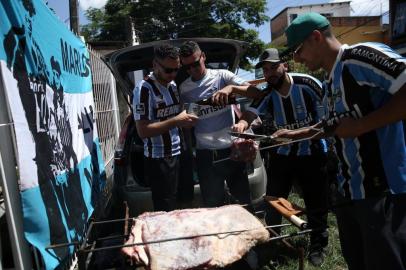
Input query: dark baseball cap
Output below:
<box><xmin>285</xmin><ymin>12</ymin><xmax>330</xmax><ymax>52</ymax></box>
<box><xmin>255</xmin><ymin>48</ymin><xmax>281</xmax><ymax>69</ymax></box>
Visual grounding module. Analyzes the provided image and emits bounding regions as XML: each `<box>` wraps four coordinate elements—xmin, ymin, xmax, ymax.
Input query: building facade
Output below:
<box><xmin>270</xmin><ymin>1</ymin><xmax>388</xmax><ymax>47</ymax></box>
<box><xmin>390</xmin><ymin>0</ymin><xmax>406</xmax><ymax>55</ymax></box>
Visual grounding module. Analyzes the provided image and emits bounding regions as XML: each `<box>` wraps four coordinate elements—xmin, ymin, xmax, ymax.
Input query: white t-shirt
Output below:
<box><xmin>180</xmin><ymin>69</ymin><xmax>245</xmax><ymax>149</ymax></box>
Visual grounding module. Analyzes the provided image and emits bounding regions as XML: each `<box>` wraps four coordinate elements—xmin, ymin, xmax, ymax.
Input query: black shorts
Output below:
<box><xmin>144</xmin><ymin>155</ymin><xmax>180</xmax><ymax>211</ymax></box>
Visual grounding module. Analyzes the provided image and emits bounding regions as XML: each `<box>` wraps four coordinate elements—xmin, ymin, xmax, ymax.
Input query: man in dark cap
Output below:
<box><xmin>233</xmin><ymin>48</ymin><xmax>329</xmax><ymax>266</ymax></box>
<box><xmin>274</xmin><ymin>12</ymin><xmax>406</xmax><ymax>270</ymax></box>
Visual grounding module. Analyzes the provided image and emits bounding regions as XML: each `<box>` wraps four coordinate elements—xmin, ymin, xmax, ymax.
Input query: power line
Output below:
<box><xmin>336</xmin><ymin>10</ymin><xmax>389</xmax><ymax>38</ymax></box>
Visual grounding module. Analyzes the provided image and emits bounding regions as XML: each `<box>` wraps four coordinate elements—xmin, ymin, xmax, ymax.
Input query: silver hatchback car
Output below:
<box><xmin>105</xmin><ymin>38</ymin><xmax>267</xmax><ymax>216</ymax></box>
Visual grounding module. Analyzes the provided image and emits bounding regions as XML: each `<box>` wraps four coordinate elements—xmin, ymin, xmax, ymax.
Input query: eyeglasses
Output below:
<box><xmin>269</xmin><ymin>61</ymin><xmax>282</xmax><ymax>69</ymax></box>
<box><xmin>156</xmin><ymin>61</ymin><xmax>180</xmax><ymax>74</ymax></box>
<box><xmin>182</xmin><ymin>54</ymin><xmax>202</xmax><ymax>70</ymax></box>
<box><xmin>293</xmin><ymin>42</ymin><xmax>304</xmax><ymax>55</ymax></box>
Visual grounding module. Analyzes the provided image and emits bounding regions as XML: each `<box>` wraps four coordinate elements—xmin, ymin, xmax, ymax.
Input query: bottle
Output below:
<box><xmin>194</xmin><ymin>96</ymin><xmax>237</xmax><ymax>106</ymax></box>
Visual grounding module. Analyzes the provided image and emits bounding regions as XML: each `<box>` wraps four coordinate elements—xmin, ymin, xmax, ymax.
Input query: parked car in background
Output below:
<box><xmin>105</xmin><ymin>38</ymin><xmax>267</xmax><ymax>216</ymax></box>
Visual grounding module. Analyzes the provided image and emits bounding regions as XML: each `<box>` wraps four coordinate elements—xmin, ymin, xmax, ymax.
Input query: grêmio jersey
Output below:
<box><xmin>180</xmin><ymin>69</ymin><xmax>245</xmax><ymax>150</ymax></box>
<box><xmin>133</xmin><ymin>74</ymin><xmax>182</xmax><ymax>158</ymax></box>
<box><xmin>324</xmin><ymin>42</ymin><xmax>406</xmax><ymax>200</ymax></box>
<box><xmin>247</xmin><ymin>73</ymin><xmax>326</xmax><ymax>156</ymax></box>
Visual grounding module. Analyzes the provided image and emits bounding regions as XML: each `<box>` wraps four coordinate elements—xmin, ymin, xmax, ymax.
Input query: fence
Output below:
<box><xmin>88</xmin><ymin>46</ymin><xmax>121</xmax><ymax>194</ymax></box>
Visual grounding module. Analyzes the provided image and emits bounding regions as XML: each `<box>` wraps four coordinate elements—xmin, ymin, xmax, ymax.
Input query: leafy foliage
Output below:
<box><xmin>81</xmin><ymin>0</ymin><xmax>269</xmax><ymax>69</ymax></box>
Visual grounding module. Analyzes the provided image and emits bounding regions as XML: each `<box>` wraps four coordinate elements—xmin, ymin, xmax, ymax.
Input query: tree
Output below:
<box><xmin>81</xmin><ymin>0</ymin><xmax>269</xmax><ymax>69</ymax></box>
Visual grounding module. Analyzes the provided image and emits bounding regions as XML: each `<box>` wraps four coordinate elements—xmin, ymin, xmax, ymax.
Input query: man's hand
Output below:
<box><xmin>232</xmin><ymin>120</ymin><xmax>249</xmax><ymax>133</ymax></box>
<box><xmin>173</xmin><ymin>110</ymin><xmax>198</xmax><ymax>128</ymax></box>
<box><xmin>211</xmin><ymin>85</ymin><xmax>233</xmax><ymax>106</ymax></box>
<box><xmin>334</xmin><ymin>117</ymin><xmax>365</xmax><ymax>138</ymax></box>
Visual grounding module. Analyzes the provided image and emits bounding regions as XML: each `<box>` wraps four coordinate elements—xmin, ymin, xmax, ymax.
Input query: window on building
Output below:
<box><xmin>290</xmin><ymin>14</ymin><xmax>297</xmax><ymax>22</ymax></box>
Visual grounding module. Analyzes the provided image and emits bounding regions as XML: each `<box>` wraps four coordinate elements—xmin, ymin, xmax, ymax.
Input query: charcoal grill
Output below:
<box><xmin>47</xmin><ymin>199</ymin><xmax>314</xmax><ymax>270</ymax></box>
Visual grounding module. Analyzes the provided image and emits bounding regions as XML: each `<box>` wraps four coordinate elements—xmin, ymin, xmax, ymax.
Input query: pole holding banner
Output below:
<box><xmin>69</xmin><ymin>0</ymin><xmax>79</xmax><ymax>34</ymax></box>
<box><xmin>0</xmin><ymin>75</ymin><xmax>32</xmax><ymax>269</ymax></box>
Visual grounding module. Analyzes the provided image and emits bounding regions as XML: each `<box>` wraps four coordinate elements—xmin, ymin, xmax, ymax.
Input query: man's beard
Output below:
<box><xmin>155</xmin><ymin>71</ymin><xmax>170</xmax><ymax>84</ymax></box>
<box><xmin>267</xmin><ymin>71</ymin><xmax>285</xmax><ymax>90</ymax></box>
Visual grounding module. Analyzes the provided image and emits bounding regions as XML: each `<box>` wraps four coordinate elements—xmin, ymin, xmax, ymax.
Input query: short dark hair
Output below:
<box><xmin>179</xmin><ymin>41</ymin><xmax>201</xmax><ymax>57</ymax></box>
<box><xmin>321</xmin><ymin>25</ymin><xmax>333</xmax><ymax>38</ymax></box>
<box><xmin>154</xmin><ymin>43</ymin><xmax>179</xmax><ymax>61</ymax></box>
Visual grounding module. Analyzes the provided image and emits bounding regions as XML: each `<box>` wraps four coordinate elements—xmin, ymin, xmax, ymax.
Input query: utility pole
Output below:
<box><xmin>69</xmin><ymin>0</ymin><xmax>79</xmax><ymax>34</ymax></box>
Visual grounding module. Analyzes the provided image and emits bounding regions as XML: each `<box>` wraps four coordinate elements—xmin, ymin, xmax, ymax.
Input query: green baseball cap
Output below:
<box><xmin>285</xmin><ymin>12</ymin><xmax>330</xmax><ymax>51</ymax></box>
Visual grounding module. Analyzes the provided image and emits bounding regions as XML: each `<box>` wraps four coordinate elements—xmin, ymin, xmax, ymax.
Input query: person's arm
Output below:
<box><xmin>270</xmin><ymin>122</ymin><xmax>327</xmax><ymax>142</ymax></box>
<box><xmin>232</xmin><ymin>110</ymin><xmax>259</xmax><ymax>133</ymax></box>
<box><xmin>136</xmin><ymin>110</ymin><xmax>198</xmax><ymax>139</ymax></box>
<box><xmin>212</xmin><ymin>83</ymin><xmax>265</xmax><ymax>105</ymax></box>
<box><xmin>334</xmin><ymin>84</ymin><xmax>406</xmax><ymax>138</ymax></box>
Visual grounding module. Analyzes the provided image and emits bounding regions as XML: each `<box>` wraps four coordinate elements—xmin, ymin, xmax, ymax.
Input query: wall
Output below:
<box><xmin>390</xmin><ymin>0</ymin><xmax>406</xmax><ymax>55</ymax></box>
<box><xmin>287</xmin><ymin>2</ymin><xmax>351</xmax><ymax>24</ymax></box>
<box><xmin>271</xmin><ymin>9</ymin><xmax>288</xmax><ymax>42</ymax></box>
<box><xmin>270</xmin><ymin>16</ymin><xmax>388</xmax><ymax>47</ymax></box>
<box><xmin>271</xmin><ymin>2</ymin><xmax>351</xmax><ymax>41</ymax></box>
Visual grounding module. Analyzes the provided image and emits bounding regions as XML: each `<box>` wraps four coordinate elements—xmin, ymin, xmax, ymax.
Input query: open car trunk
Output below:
<box><xmin>104</xmin><ymin>38</ymin><xmax>248</xmax><ymax>99</ymax></box>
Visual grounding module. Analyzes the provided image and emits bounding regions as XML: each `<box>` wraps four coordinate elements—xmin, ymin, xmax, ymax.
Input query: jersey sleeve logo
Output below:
<box><xmin>135</xmin><ymin>103</ymin><xmax>145</xmax><ymax>115</ymax></box>
<box><xmin>342</xmin><ymin>45</ymin><xmax>406</xmax><ymax>78</ymax></box>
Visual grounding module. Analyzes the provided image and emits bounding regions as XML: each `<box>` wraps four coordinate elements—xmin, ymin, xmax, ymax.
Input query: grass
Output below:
<box><xmin>257</xmin><ymin>192</ymin><xmax>347</xmax><ymax>270</ymax></box>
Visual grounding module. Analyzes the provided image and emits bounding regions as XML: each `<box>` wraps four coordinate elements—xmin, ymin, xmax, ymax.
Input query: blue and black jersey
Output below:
<box><xmin>133</xmin><ymin>75</ymin><xmax>182</xmax><ymax>158</ymax></box>
<box><xmin>248</xmin><ymin>73</ymin><xmax>326</xmax><ymax>156</ymax></box>
<box><xmin>324</xmin><ymin>42</ymin><xmax>406</xmax><ymax>200</ymax></box>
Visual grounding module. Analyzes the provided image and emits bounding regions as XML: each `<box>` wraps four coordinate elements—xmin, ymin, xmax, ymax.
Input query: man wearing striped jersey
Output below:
<box><xmin>232</xmin><ymin>48</ymin><xmax>329</xmax><ymax>266</ymax></box>
<box><xmin>278</xmin><ymin>13</ymin><xmax>406</xmax><ymax>270</ymax></box>
<box><xmin>133</xmin><ymin>43</ymin><xmax>198</xmax><ymax>211</ymax></box>
<box><xmin>179</xmin><ymin>41</ymin><xmax>256</xmax><ymax>207</ymax></box>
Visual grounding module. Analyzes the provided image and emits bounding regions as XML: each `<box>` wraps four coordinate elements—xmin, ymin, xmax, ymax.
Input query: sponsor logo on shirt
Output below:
<box><xmin>342</xmin><ymin>45</ymin><xmax>406</xmax><ymax>78</ymax></box>
<box><xmin>295</xmin><ymin>105</ymin><xmax>305</xmax><ymax>114</ymax></box>
<box><xmin>325</xmin><ymin>104</ymin><xmax>363</xmax><ymax>127</ymax></box>
<box><xmin>350</xmin><ymin>47</ymin><xmax>399</xmax><ymax>72</ymax></box>
<box><xmin>297</xmin><ymin>77</ymin><xmax>322</xmax><ymax>97</ymax></box>
<box><xmin>275</xmin><ymin>114</ymin><xmax>313</xmax><ymax>130</ymax></box>
<box><xmin>198</xmin><ymin>105</ymin><xmax>227</xmax><ymax>117</ymax></box>
<box><xmin>155</xmin><ymin>104</ymin><xmax>181</xmax><ymax>118</ymax></box>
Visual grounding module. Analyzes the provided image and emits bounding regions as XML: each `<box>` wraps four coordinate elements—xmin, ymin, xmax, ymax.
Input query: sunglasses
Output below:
<box><xmin>156</xmin><ymin>61</ymin><xmax>180</xmax><ymax>74</ymax></box>
<box><xmin>182</xmin><ymin>54</ymin><xmax>202</xmax><ymax>70</ymax></box>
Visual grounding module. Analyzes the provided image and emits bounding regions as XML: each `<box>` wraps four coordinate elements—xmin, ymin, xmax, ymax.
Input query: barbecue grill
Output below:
<box><xmin>47</xmin><ymin>198</ymin><xmax>318</xmax><ymax>270</ymax></box>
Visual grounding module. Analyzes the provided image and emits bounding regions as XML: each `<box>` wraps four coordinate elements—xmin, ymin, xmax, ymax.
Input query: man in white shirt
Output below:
<box><xmin>179</xmin><ymin>41</ymin><xmax>252</xmax><ymax>207</ymax></box>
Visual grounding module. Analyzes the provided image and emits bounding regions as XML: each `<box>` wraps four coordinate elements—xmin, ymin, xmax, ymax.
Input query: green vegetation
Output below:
<box><xmin>258</xmin><ymin>192</ymin><xmax>347</xmax><ymax>270</ymax></box>
<box><xmin>81</xmin><ymin>0</ymin><xmax>269</xmax><ymax>69</ymax></box>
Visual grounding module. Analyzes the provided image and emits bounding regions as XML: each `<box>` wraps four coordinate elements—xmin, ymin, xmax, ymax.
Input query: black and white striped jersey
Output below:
<box><xmin>133</xmin><ymin>74</ymin><xmax>182</xmax><ymax>158</ymax></box>
<box><xmin>248</xmin><ymin>73</ymin><xmax>326</xmax><ymax>156</ymax></box>
<box><xmin>324</xmin><ymin>42</ymin><xmax>406</xmax><ymax>200</ymax></box>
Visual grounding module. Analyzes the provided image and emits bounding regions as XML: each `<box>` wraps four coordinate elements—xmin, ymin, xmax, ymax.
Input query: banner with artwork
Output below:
<box><xmin>0</xmin><ymin>0</ymin><xmax>105</xmax><ymax>268</ymax></box>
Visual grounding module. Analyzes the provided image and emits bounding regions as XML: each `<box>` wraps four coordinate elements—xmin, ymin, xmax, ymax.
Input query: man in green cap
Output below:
<box><xmin>275</xmin><ymin>12</ymin><xmax>406</xmax><ymax>270</ymax></box>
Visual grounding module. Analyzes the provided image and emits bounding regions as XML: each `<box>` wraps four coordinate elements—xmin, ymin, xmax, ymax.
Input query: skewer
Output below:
<box><xmin>268</xmin><ymin>228</ymin><xmax>313</xmax><ymax>242</ymax></box>
<box><xmin>213</xmin><ymin>128</ymin><xmax>323</xmax><ymax>164</ymax></box>
<box><xmin>75</xmin><ymin>224</ymin><xmax>298</xmax><ymax>254</ymax></box>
